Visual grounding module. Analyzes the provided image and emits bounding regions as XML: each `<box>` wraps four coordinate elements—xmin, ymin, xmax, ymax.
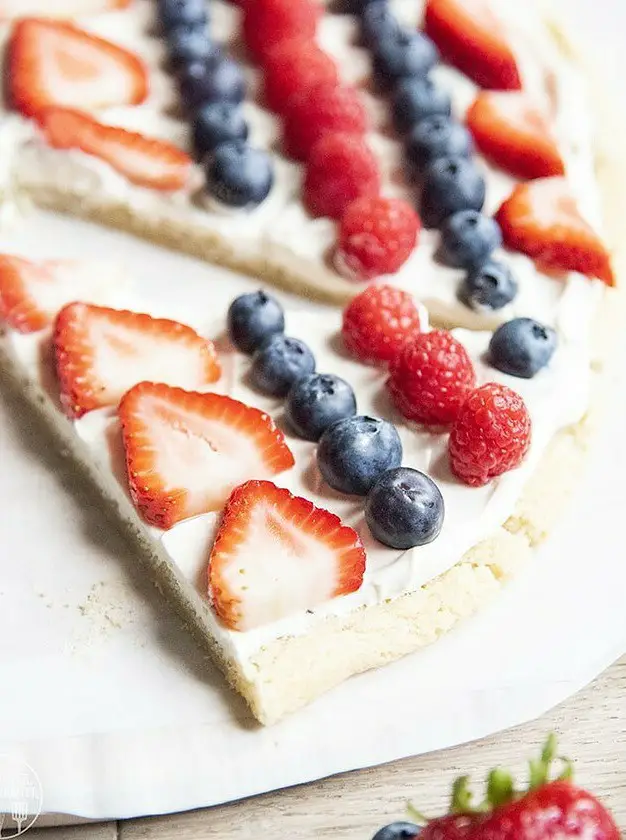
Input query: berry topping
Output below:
<box><xmin>243</xmin><ymin>0</ymin><xmax>319</xmax><ymax>63</ymax></box>
<box><xmin>8</xmin><ymin>18</ymin><xmax>148</xmax><ymax>118</ymax></box>
<box><xmin>317</xmin><ymin>415</ymin><xmax>403</xmax><ymax>495</ymax></box>
<box><xmin>360</xmin><ymin>2</ymin><xmax>402</xmax><ymax>48</ymax></box>
<box><xmin>489</xmin><ymin>317</ymin><xmax>557</xmax><ymax>379</ymax></box>
<box><xmin>178</xmin><ymin>57</ymin><xmax>246</xmax><ymax>109</ymax></box>
<box><xmin>285</xmin><ymin>373</ymin><xmax>357</xmax><ymax>441</ymax></box>
<box><xmin>336</xmin><ymin>196</ymin><xmax>421</xmax><ymax>280</ymax></box>
<box><xmin>304</xmin><ymin>133</ymin><xmax>381</xmax><ymax>219</ymax></box>
<box><xmin>205</xmin><ymin>141</ymin><xmax>274</xmax><ymax>209</ymax></box>
<box><xmin>420</xmin><ymin>156</ymin><xmax>486</xmax><ymax>229</ymax></box>
<box><xmin>158</xmin><ymin>0</ymin><xmax>207</xmax><ymax>29</ymax></box>
<box><xmin>250</xmin><ymin>334</ymin><xmax>316</xmax><ymax>397</ymax></box>
<box><xmin>263</xmin><ymin>38</ymin><xmax>338</xmax><ymax>114</ymax></box>
<box><xmin>449</xmin><ymin>382</ymin><xmax>531</xmax><ymax>486</ymax></box>
<box><xmin>392</xmin><ymin>77</ymin><xmax>452</xmax><ymax>135</ymax></box>
<box><xmin>167</xmin><ymin>26</ymin><xmax>220</xmax><ymax>71</ymax></box>
<box><xmin>406</xmin><ymin>116</ymin><xmax>473</xmax><ymax>174</ymax></box>
<box><xmin>371</xmin><ymin>823</ymin><xmax>421</xmax><ymax>840</ymax></box>
<box><xmin>208</xmin><ymin>480</ymin><xmax>365</xmax><ymax>631</ymax></box>
<box><xmin>42</xmin><ymin>108</ymin><xmax>192</xmax><ymax>191</ymax></box>
<box><xmin>458</xmin><ymin>260</ymin><xmax>518</xmax><ymax>312</ymax></box>
<box><xmin>365</xmin><ymin>467</ymin><xmax>445</xmax><ymax>550</ymax></box>
<box><xmin>495</xmin><ymin>178</ymin><xmax>614</xmax><ymax>285</ymax></box>
<box><xmin>372</xmin><ymin>28</ymin><xmax>439</xmax><ymax>89</ymax></box>
<box><xmin>227</xmin><ymin>290</ymin><xmax>285</xmax><ymax>354</ymax></box>
<box><xmin>467</xmin><ymin>91</ymin><xmax>565</xmax><ymax>180</ymax></box>
<box><xmin>284</xmin><ymin>82</ymin><xmax>368</xmax><ymax>161</ymax></box>
<box><xmin>424</xmin><ymin>0</ymin><xmax>522</xmax><ymax>90</ymax></box>
<box><xmin>53</xmin><ymin>303</ymin><xmax>220</xmax><ymax>418</ymax></box>
<box><xmin>342</xmin><ymin>284</ymin><xmax>423</xmax><ymax>366</ymax></box>
<box><xmin>388</xmin><ymin>329</ymin><xmax>476</xmax><ymax>425</ymax></box>
<box><xmin>439</xmin><ymin>210</ymin><xmax>502</xmax><ymax>269</ymax></box>
<box><xmin>192</xmin><ymin>102</ymin><xmax>248</xmax><ymax>159</ymax></box>
<box><xmin>119</xmin><ymin>385</ymin><xmax>294</xmax><ymax>529</ymax></box>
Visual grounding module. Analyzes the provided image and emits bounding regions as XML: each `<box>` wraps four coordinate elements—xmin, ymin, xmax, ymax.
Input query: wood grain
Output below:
<box><xmin>29</xmin><ymin>657</ymin><xmax>626</xmax><ymax>840</ymax></box>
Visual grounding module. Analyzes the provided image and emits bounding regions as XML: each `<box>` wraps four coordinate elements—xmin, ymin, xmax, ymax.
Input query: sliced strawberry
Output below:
<box><xmin>208</xmin><ymin>480</ymin><xmax>365</xmax><ymax>631</ymax></box>
<box><xmin>466</xmin><ymin>92</ymin><xmax>565</xmax><ymax>180</ymax></box>
<box><xmin>424</xmin><ymin>0</ymin><xmax>521</xmax><ymax>90</ymax></box>
<box><xmin>53</xmin><ymin>303</ymin><xmax>221</xmax><ymax>418</ymax></box>
<box><xmin>0</xmin><ymin>0</ymin><xmax>131</xmax><ymax>19</ymax></box>
<box><xmin>41</xmin><ymin>108</ymin><xmax>192</xmax><ymax>191</ymax></box>
<box><xmin>119</xmin><ymin>386</ymin><xmax>296</xmax><ymax>530</ymax></box>
<box><xmin>8</xmin><ymin>18</ymin><xmax>148</xmax><ymax>118</ymax></box>
<box><xmin>495</xmin><ymin>178</ymin><xmax>614</xmax><ymax>285</ymax></box>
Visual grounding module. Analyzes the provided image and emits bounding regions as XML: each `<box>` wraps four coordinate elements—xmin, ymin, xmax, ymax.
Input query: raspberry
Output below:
<box><xmin>337</xmin><ymin>196</ymin><xmax>421</xmax><ymax>280</ymax></box>
<box><xmin>263</xmin><ymin>39</ymin><xmax>338</xmax><ymax>114</ymax></box>
<box><xmin>342</xmin><ymin>284</ymin><xmax>422</xmax><ymax>366</ymax></box>
<box><xmin>243</xmin><ymin>0</ymin><xmax>319</xmax><ymax>63</ymax></box>
<box><xmin>449</xmin><ymin>382</ymin><xmax>531</xmax><ymax>486</ymax></box>
<box><xmin>387</xmin><ymin>330</ymin><xmax>476</xmax><ymax>425</ymax></box>
<box><xmin>284</xmin><ymin>81</ymin><xmax>367</xmax><ymax>160</ymax></box>
<box><xmin>304</xmin><ymin>133</ymin><xmax>381</xmax><ymax>219</ymax></box>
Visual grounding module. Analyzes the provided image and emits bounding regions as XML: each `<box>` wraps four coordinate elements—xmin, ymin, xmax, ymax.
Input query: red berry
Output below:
<box><xmin>263</xmin><ymin>39</ymin><xmax>338</xmax><ymax>114</ymax></box>
<box><xmin>388</xmin><ymin>330</ymin><xmax>476</xmax><ymax>425</ymax></box>
<box><xmin>449</xmin><ymin>382</ymin><xmax>531</xmax><ymax>486</ymax></box>
<box><xmin>304</xmin><ymin>133</ymin><xmax>381</xmax><ymax>219</ymax></box>
<box><xmin>337</xmin><ymin>196</ymin><xmax>421</xmax><ymax>280</ymax></box>
<box><xmin>342</xmin><ymin>284</ymin><xmax>423</xmax><ymax>366</ymax></box>
<box><xmin>243</xmin><ymin>0</ymin><xmax>319</xmax><ymax>62</ymax></box>
<box><xmin>284</xmin><ymin>81</ymin><xmax>367</xmax><ymax>160</ymax></box>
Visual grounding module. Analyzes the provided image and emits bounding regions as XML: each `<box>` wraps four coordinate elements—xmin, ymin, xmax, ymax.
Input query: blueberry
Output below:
<box><xmin>420</xmin><ymin>156</ymin><xmax>486</xmax><ymax>228</ymax></box>
<box><xmin>193</xmin><ymin>103</ymin><xmax>248</xmax><ymax>159</ymax></box>
<box><xmin>206</xmin><ymin>141</ymin><xmax>274</xmax><ymax>209</ymax></box>
<box><xmin>372</xmin><ymin>29</ymin><xmax>438</xmax><ymax>89</ymax></box>
<box><xmin>227</xmin><ymin>290</ymin><xmax>285</xmax><ymax>354</ymax></box>
<box><xmin>366</xmin><ymin>467</ymin><xmax>444</xmax><ymax>550</ymax></box>
<box><xmin>159</xmin><ymin>0</ymin><xmax>207</xmax><ymax>29</ymax></box>
<box><xmin>406</xmin><ymin>116</ymin><xmax>473</xmax><ymax>174</ymax></box>
<box><xmin>251</xmin><ymin>335</ymin><xmax>316</xmax><ymax>397</ymax></box>
<box><xmin>286</xmin><ymin>373</ymin><xmax>357</xmax><ymax>441</ymax></box>
<box><xmin>167</xmin><ymin>26</ymin><xmax>220</xmax><ymax>70</ymax></box>
<box><xmin>488</xmin><ymin>318</ymin><xmax>557</xmax><ymax>379</ymax></box>
<box><xmin>458</xmin><ymin>260</ymin><xmax>518</xmax><ymax>312</ymax></box>
<box><xmin>178</xmin><ymin>57</ymin><xmax>246</xmax><ymax>109</ymax></box>
<box><xmin>317</xmin><ymin>416</ymin><xmax>402</xmax><ymax>496</ymax></box>
<box><xmin>360</xmin><ymin>2</ymin><xmax>401</xmax><ymax>48</ymax></box>
<box><xmin>439</xmin><ymin>210</ymin><xmax>502</xmax><ymax>269</ymax></box>
<box><xmin>392</xmin><ymin>78</ymin><xmax>451</xmax><ymax>135</ymax></box>
<box><xmin>372</xmin><ymin>822</ymin><xmax>422</xmax><ymax>840</ymax></box>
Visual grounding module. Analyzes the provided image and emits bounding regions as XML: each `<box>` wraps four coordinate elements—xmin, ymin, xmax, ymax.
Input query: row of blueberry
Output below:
<box><xmin>356</xmin><ymin>1</ymin><xmax>518</xmax><ymax>312</ymax></box>
<box><xmin>157</xmin><ymin>0</ymin><xmax>274</xmax><ymax>208</ymax></box>
<box><xmin>227</xmin><ymin>289</ymin><xmax>445</xmax><ymax>550</ymax></box>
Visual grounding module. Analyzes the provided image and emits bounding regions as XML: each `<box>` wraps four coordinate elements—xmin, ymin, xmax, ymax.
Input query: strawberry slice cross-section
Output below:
<box><xmin>495</xmin><ymin>177</ymin><xmax>614</xmax><ymax>285</ymax></box>
<box><xmin>208</xmin><ymin>480</ymin><xmax>366</xmax><ymax>632</ymax></box>
<box><xmin>8</xmin><ymin>17</ymin><xmax>148</xmax><ymax>118</ymax></box>
<box><xmin>119</xmin><ymin>385</ymin><xmax>296</xmax><ymax>530</ymax></box>
<box><xmin>53</xmin><ymin>302</ymin><xmax>221</xmax><ymax>418</ymax></box>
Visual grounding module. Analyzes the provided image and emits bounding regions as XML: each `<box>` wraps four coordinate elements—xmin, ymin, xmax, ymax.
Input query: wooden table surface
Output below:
<box><xmin>30</xmin><ymin>656</ymin><xmax>626</xmax><ymax>840</ymax></box>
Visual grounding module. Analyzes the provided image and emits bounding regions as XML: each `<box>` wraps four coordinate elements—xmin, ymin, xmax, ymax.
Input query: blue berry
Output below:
<box><xmin>206</xmin><ymin>141</ymin><xmax>274</xmax><ymax>209</ymax></box>
<box><xmin>193</xmin><ymin>103</ymin><xmax>248</xmax><ymax>159</ymax></box>
<box><xmin>458</xmin><ymin>260</ymin><xmax>518</xmax><ymax>312</ymax></box>
<box><xmin>251</xmin><ymin>335</ymin><xmax>316</xmax><ymax>397</ymax></box>
<box><xmin>392</xmin><ymin>77</ymin><xmax>451</xmax><ymax>135</ymax></box>
<box><xmin>179</xmin><ymin>57</ymin><xmax>246</xmax><ymax>109</ymax></box>
<box><xmin>488</xmin><ymin>318</ymin><xmax>557</xmax><ymax>379</ymax></box>
<box><xmin>406</xmin><ymin>116</ymin><xmax>473</xmax><ymax>174</ymax></box>
<box><xmin>372</xmin><ymin>823</ymin><xmax>421</xmax><ymax>840</ymax></box>
<box><xmin>167</xmin><ymin>26</ymin><xmax>219</xmax><ymax>70</ymax></box>
<box><xmin>360</xmin><ymin>2</ymin><xmax>401</xmax><ymax>48</ymax></box>
<box><xmin>439</xmin><ymin>210</ymin><xmax>502</xmax><ymax>269</ymax></box>
<box><xmin>365</xmin><ymin>467</ymin><xmax>444</xmax><ymax>550</ymax></box>
<box><xmin>159</xmin><ymin>0</ymin><xmax>207</xmax><ymax>29</ymax></box>
<box><xmin>286</xmin><ymin>373</ymin><xmax>357</xmax><ymax>442</ymax></box>
<box><xmin>420</xmin><ymin>156</ymin><xmax>486</xmax><ymax>229</ymax></box>
<box><xmin>227</xmin><ymin>290</ymin><xmax>285</xmax><ymax>354</ymax></box>
<box><xmin>372</xmin><ymin>29</ymin><xmax>438</xmax><ymax>89</ymax></box>
<box><xmin>317</xmin><ymin>416</ymin><xmax>402</xmax><ymax>496</ymax></box>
